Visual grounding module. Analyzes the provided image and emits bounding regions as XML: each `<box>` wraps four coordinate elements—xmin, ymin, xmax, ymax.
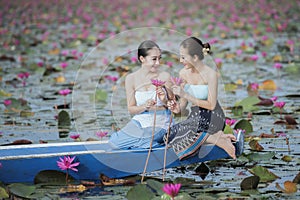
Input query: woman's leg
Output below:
<box><xmin>205</xmin><ymin>131</ymin><xmax>237</xmax><ymax>159</ymax></box>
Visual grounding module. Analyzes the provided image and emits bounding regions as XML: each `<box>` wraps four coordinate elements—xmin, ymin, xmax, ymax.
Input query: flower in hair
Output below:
<box><xmin>202</xmin><ymin>48</ymin><xmax>210</xmax><ymax>55</ymax></box>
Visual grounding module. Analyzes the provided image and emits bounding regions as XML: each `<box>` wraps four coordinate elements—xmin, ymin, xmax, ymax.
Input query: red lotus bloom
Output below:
<box><xmin>57</xmin><ymin>156</ymin><xmax>80</xmax><ymax>172</ymax></box>
<box><xmin>59</xmin><ymin>89</ymin><xmax>71</xmax><ymax>96</ymax></box>
<box><xmin>151</xmin><ymin>79</ymin><xmax>165</xmax><ymax>87</ymax></box>
<box><xmin>170</xmin><ymin>76</ymin><xmax>183</xmax><ymax>86</ymax></box>
<box><xmin>162</xmin><ymin>183</ymin><xmax>181</xmax><ymax>199</ymax></box>
<box><xmin>274</xmin><ymin>101</ymin><xmax>285</xmax><ymax>109</ymax></box>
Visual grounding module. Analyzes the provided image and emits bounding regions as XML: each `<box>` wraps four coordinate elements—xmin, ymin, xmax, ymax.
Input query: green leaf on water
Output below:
<box><xmin>146</xmin><ymin>179</ymin><xmax>164</xmax><ymax>196</ymax></box>
<box><xmin>126</xmin><ymin>184</ymin><xmax>155</xmax><ymax>200</ymax></box>
<box><xmin>284</xmin><ymin>63</ymin><xmax>300</xmax><ymax>75</ymax></box>
<box><xmin>223</xmin><ymin>124</ymin><xmax>233</xmax><ymax>134</ymax></box>
<box><xmin>0</xmin><ymin>89</ymin><xmax>12</xmax><ymax>97</ymax></box>
<box><xmin>0</xmin><ymin>187</ymin><xmax>9</xmax><ymax>199</ymax></box>
<box><xmin>240</xmin><ymin>175</ymin><xmax>260</xmax><ymax>190</ymax></box>
<box><xmin>58</xmin><ymin>110</ymin><xmax>71</xmax><ymax>138</ymax></box>
<box><xmin>91</xmin><ymin>89</ymin><xmax>108</xmax><ymax>102</ymax></box>
<box><xmin>8</xmin><ymin>183</ymin><xmax>36</xmax><ymax>198</ymax></box>
<box><xmin>245</xmin><ymin>152</ymin><xmax>275</xmax><ymax>162</ymax></box>
<box><xmin>234</xmin><ymin>119</ymin><xmax>253</xmax><ymax>133</ymax></box>
<box><xmin>235</xmin><ymin>96</ymin><xmax>260</xmax><ymax>112</ymax></box>
<box><xmin>232</xmin><ymin>105</ymin><xmax>243</xmax><ymax>116</ymax></box>
<box><xmin>34</xmin><ymin>170</ymin><xmax>74</xmax><ymax>185</ymax></box>
<box><xmin>249</xmin><ymin>165</ymin><xmax>279</xmax><ymax>182</ymax></box>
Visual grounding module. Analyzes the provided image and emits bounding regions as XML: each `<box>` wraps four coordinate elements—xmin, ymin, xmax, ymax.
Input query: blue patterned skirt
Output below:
<box><xmin>169</xmin><ymin>102</ymin><xmax>225</xmax><ymax>160</ymax></box>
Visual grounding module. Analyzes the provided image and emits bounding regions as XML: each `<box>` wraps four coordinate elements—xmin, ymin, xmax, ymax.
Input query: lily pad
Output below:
<box><xmin>126</xmin><ymin>184</ymin><xmax>155</xmax><ymax>200</ymax></box>
<box><xmin>249</xmin><ymin>165</ymin><xmax>279</xmax><ymax>182</ymax></box>
<box><xmin>146</xmin><ymin>179</ymin><xmax>164</xmax><ymax>196</ymax></box>
<box><xmin>91</xmin><ymin>89</ymin><xmax>108</xmax><ymax>102</ymax></box>
<box><xmin>34</xmin><ymin>170</ymin><xmax>74</xmax><ymax>184</ymax></box>
<box><xmin>240</xmin><ymin>175</ymin><xmax>260</xmax><ymax>190</ymax></box>
<box><xmin>234</xmin><ymin>119</ymin><xmax>253</xmax><ymax>133</ymax></box>
<box><xmin>58</xmin><ymin>110</ymin><xmax>71</xmax><ymax>138</ymax></box>
<box><xmin>8</xmin><ymin>183</ymin><xmax>36</xmax><ymax>198</ymax></box>
<box><xmin>245</xmin><ymin>152</ymin><xmax>275</xmax><ymax>162</ymax></box>
<box><xmin>235</xmin><ymin>96</ymin><xmax>260</xmax><ymax>112</ymax></box>
<box><xmin>0</xmin><ymin>187</ymin><xmax>9</xmax><ymax>199</ymax></box>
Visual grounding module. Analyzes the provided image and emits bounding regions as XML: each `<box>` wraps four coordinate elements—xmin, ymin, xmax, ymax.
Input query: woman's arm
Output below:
<box><xmin>125</xmin><ymin>74</ymin><xmax>150</xmax><ymax>115</ymax></box>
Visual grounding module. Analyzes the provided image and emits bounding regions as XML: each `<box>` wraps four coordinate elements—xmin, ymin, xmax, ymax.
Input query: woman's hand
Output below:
<box><xmin>144</xmin><ymin>99</ymin><xmax>156</xmax><ymax>110</ymax></box>
<box><xmin>167</xmin><ymin>99</ymin><xmax>180</xmax><ymax>113</ymax></box>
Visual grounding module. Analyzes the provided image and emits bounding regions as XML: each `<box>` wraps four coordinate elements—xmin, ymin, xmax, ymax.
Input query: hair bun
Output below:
<box><xmin>202</xmin><ymin>43</ymin><xmax>211</xmax><ymax>55</ymax></box>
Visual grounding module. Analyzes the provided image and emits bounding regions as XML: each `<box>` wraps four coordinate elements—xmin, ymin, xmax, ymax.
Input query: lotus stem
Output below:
<box><xmin>141</xmin><ymin>93</ymin><xmax>157</xmax><ymax>183</ymax></box>
<box><xmin>162</xmin><ymin>113</ymin><xmax>173</xmax><ymax>181</ymax></box>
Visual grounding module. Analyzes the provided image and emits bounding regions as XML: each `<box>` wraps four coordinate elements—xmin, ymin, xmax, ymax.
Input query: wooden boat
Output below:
<box><xmin>0</xmin><ymin>131</ymin><xmax>244</xmax><ymax>184</ymax></box>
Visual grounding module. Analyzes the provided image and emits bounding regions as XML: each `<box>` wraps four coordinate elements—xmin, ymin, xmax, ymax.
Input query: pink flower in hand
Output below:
<box><xmin>162</xmin><ymin>183</ymin><xmax>181</xmax><ymax>199</ymax></box>
<box><xmin>59</xmin><ymin>89</ymin><xmax>71</xmax><ymax>96</ymax></box>
<box><xmin>151</xmin><ymin>79</ymin><xmax>165</xmax><ymax>87</ymax></box>
<box><xmin>274</xmin><ymin>101</ymin><xmax>285</xmax><ymax>109</ymax></box>
<box><xmin>170</xmin><ymin>76</ymin><xmax>183</xmax><ymax>86</ymax></box>
<box><xmin>57</xmin><ymin>156</ymin><xmax>80</xmax><ymax>172</ymax></box>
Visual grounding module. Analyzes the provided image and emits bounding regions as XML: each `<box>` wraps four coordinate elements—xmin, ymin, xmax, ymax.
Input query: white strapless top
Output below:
<box><xmin>134</xmin><ymin>90</ymin><xmax>164</xmax><ymax>106</ymax></box>
<box><xmin>184</xmin><ymin>84</ymin><xmax>208</xmax><ymax>100</ymax></box>
<box><xmin>133</xmin><ymin>90</ymin><xmax>170</xmax><ymax>128</ymax></box>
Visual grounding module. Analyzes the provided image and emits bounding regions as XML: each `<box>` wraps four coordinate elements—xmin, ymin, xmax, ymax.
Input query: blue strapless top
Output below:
<box><xmin>184</xmin><ymin>84</ymin><xmax>208</xmax><ymax>100</ymax></box>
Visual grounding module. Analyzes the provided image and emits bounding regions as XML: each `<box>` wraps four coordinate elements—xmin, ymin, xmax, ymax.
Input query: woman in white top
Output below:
<box><xmin>167</xmin><ymin>37</ymin><xmax>237</xmax><ymax>160</ymax></box>
<box><xmin>109</xmin><ymin>40</ymin><xmax>172</xmax><ymax>149</ymax></box>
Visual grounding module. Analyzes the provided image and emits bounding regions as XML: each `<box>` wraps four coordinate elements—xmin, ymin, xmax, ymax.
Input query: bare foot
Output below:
<box><xmin>206</xmin><ymin>131</ymin><xmax>236</xmax><ymax>159</ymax></box>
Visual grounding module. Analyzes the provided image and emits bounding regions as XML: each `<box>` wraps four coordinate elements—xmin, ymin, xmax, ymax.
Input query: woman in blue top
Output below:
<box><xmin>109</xmin><ymin>40</ymin><xmax>172</xmax><ymax>149</ymax></box>
<box><xmin>167</xmin><ymin>37</ymin><xmax>237</xmax><ymax>160</ymax></box>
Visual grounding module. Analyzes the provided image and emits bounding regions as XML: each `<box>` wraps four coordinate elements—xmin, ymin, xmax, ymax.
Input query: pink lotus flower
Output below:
<box><xmin>3</xmin><ymin>99</ymin><xmax>12</xmax><ymax>106</ymax></box>
<box><xmin>261</xmin><ymin>51</ymin><xmax>267</xmax><ymax>58</ymax></box>
<box><xmin>274</xmin><ymin>101</ymin><xmax>285</xmax><ymax>109</ymax></box>
<box><xmin>234</xmin><ymin>129</ymin><xmax>246</xmax><ymax>135</ymax></box>
<box><xmin>105</xmin><ymin>75</ymin><xmax>118</xmax><ymax>82</ymax></box>
<box><xmin>59</xmin><ymin>89</ymin><xmax>71</xmax><ymax>96</ymax></box>
<box><xmin>226</xmin><ymin>119</ymin><xmax>237</xmax><ymax>126</ymax></box>
<box><xmin>250</xmin><ymin>83</ymin><xmax>259</xmax><ymax>90</ymax></box>
<box><xmin>96</xmin><ymin>131</ymin><xmax>108</xmax><ymax>139</ymax></box>
<box><xmin>131</xmin><ymin>56</ymin><xmax>138</xmax><ymax>63</ymax></box>
<box><xmin>166</xmin><ymin>61</ymin><xmax>173</xmax><ymax>67</ymax></box>
<box><xmin>236</xmin><ymin>49</ymin><xmax>243</xmax><ymax>56</ymax></box>
<box><xmin>17</xmin><ymin>72</ymin><xmax>30</xmax><ymax>79</ymax></box>
<box><xmin>57</xmin><ymin>156</ymin><xmax>80</xmax><ymax>172</ymax></box>
<box><xmin>271</xmin><ymin>96</ymin><xmax>278</xmax><ymax>102</ymax></box>
<box><xmin>70</xmin><ymin>134</ymin><xmax>80</xmax><ymax>140</ymax></box>
<box><xmin>250</xmin><ymin>55</ymin><xmax>259</xmax><ymax>62</ymax></box>
<box><xmin>170</xmin><ymin>76</ymin><xmax>183</xmax><ymax>86</ymax></box>
<box><xmin>37</xmin><ymin>61</ymin><xmax>44</xmax><ymax>67</ymax></box>
<box><xmin>60</xmin><ymin>62</ymin><xmax>68</xmax><ymax>69</ymax></box>
<box><xmin>162</xmin><ymin>183</ymin><xmax>181</xmax><ymax>199</ymax></box>
<box><xmin>151</xmin><ymin>79</ymin><xmax>165</xmax><ymax>87</ymax></box>
<box><xmin>61</xmin><ymin>50</ymin><xmax>69</xmax><ymax>56</ymax></box>
<box><xmin>273</xmin><ymin>63</ymin><xmax>282</xmax><ymax>69</ymax></box>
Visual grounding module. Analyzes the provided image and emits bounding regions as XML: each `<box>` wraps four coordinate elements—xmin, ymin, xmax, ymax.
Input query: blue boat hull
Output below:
<box><xmin>0</xmin><ymin>132</ymin><xmax>244</xmax><ymax>183</ymax></box>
